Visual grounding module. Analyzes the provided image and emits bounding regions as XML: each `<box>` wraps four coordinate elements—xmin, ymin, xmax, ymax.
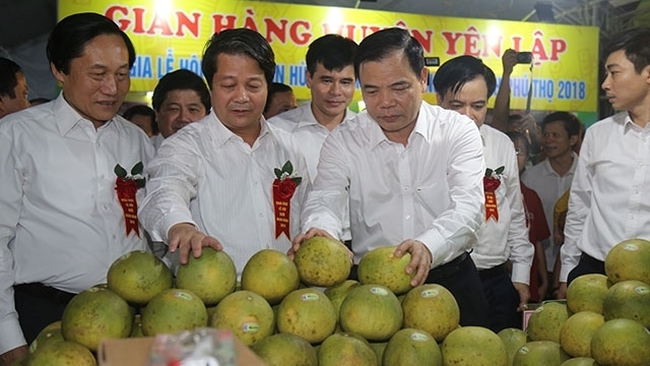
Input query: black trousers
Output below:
<box><xmin>14</xmin><ymin>284</ymin><xmax>75</xmax><ymax>344</ymax></box>
<box><xmin>567</xmin><ymin>252</ymin><xmax>605</xmax><ymax>284</ymax></box>
<box><xmin>350</xmin><ymin>252</ymin><xmax>490</xmax><ymax>328</ymax></box>
<box><xmin>478</xmin><ymin>264</ymin><xmax>521</xmax><ymax>332</ymax></box>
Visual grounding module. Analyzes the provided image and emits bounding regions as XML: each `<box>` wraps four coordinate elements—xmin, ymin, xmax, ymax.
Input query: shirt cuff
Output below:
<box><xmin>158</xmin><ymin>211</ymin><xmax>198</xmax><ymax>243</ymax></box>
<box><xmin>511</xmin><ymin>263</ymin><xmax>531</xmax><ymax>285</ymax></box>
<box><xmin>0</xmin><ymin>316</ymin><xmax>26</xmax><ymax>355</ymax></box>
<box><xmin>415</xmin><ymin>230</ymin><xmax>449</xmax><ymax>268</ymax></box>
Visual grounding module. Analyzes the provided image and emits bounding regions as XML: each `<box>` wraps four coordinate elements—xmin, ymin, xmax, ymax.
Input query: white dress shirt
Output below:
<box><xmin>268</xmin><ymin>103</ymin><xmax>355</xmax><ymax>241</ymax></box>
<box><xmin>471</xmin><ymin>124</ymin><xmax>532</xmax><ymax>284</ymax></box>
<box><xmin>0</xmin><ymin>94</ymin><xmax>154</xmax><ymax>353</ymax></box>
<box><xmin>561</xmin><ymin>112</ymin><xmax>650</xmax><ymax>281</ymax></box>
<box><xmin>521</xmin><ymin>151</ymin><xmax>578</xmax><ymax>271</ymax></box>
<box><xmin>138</xmin><ymin>111</ymin><xmax>310</xmax><ymax>275</ymax></box>
<box><xmin>301</xmin><ymin>102</ymin><xmax>485</xmax><ymax>267</ymax></box>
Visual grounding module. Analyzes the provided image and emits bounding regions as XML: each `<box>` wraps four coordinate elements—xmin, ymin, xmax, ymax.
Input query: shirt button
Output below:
<box><xmin>103</xmin><ymin>205</ymin><xmax>109</xmax><ymax>210</ymax></box>
<box><xmin>405</xmin><ymin>215</ymin><xmax>411</xmax><ymax>220</ymax></box>
<box><xmin>259</xmin><ymin>213</ymin><xmax>264</xmax><ymax>218</ymax></box>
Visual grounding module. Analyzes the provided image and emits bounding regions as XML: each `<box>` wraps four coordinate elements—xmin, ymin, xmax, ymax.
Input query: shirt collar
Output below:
<box><xmin>368</xmin><ymin>103</ymin><xmax>429</xmax><ymax>149</ymax></box>
<box><xmin>53</xmin><ymin>92</ymin><xmax>115</xmax><ymax>136</ymax></box>
<box><xmin>210</xmin><ymin>110</ymin><xmax>268</xmax><ymax>147</ymax></box>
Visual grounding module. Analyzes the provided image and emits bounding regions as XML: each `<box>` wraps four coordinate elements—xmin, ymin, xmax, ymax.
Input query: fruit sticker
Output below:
<box><xmin>301</xmin><ymin>292</ymin><xmax>320</xmax><ymax>301</ymax></box>
<box><xmin>370</xmin><ymin>287</ymin><xmax>388</xmax><ymax>296</ymax></box>
<box><xmin>535</xmin><ymin>306</ymin><xmax>545</xmax><ymax>313</ymax></box>
<box><xmin>623</xmin><ymin>243</ymin><xmax>639</xmax><ymax>251</ymax></box>
<box><xmin>519</xmin><ymin>346</ymin><xmax>531</xmax><ymax>355</ymax></box>
<box><xmin>635</xmin><ymin>286</ymin><xmax>649</xmax><ymax>295</ymax></box>
<box><xmin>421</xmin><ymin>288</ymin><xmax>439</xmax><ymax>298</ymax></box>
<box><xmin>410</xmin><ymin>332</ymin><xmax>429</xmax><ymax>342</ymax></box>
<box><xmin>174</xmin><ymin>291</ymin><xmax>193</xmax><ymax>301</ymax></box>
<box><xmin>242</xmin><ymin>322</ymin><xmax>260</xmax><ymax>333</ymax></box>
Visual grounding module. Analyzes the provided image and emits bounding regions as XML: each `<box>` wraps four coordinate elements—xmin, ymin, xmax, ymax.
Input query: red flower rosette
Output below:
<box><xmin>272</xmin><ymin>161</ymin><xmax>302</xmax><ymax>240</ymax></box>
<box><xmin>115</xmin><ymin>176</ymin><xmax>140</xmax><ymax>237</ymax></box>
<box><xmin>483</xmin><ymin>175</ymin><xmax>502</xmax><ymax>222</ymax></box>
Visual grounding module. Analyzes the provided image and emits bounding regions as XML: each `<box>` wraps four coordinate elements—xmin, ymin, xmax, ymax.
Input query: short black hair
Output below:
<box><xmin>201</xmin><ymin>28</ymin><xmax>275</xmax><ymax>89</ymax></box>
<box><xmin>264</xmin><ymin>82</ymin><xmax>293</xmax><ymax>114</ymax></box>
<box><xmin>541</xmin><ymin>111</ymin><xmax>581</xmax><ymax>138</ymax></box>
<box><xmin>47</xmin><ymin>12</ymin><xmax>136</xmax><ymax>75</ymax></box>
<box><xmin>603</xmin><ymin>27</ymin><xmax>650</xmax><ymax>74</ymax></box>
<box><xmin>306</xmin><ymin>34</ymin><xmax>357</xmax><ymax>75</ymax></box>
<box><xmin>122</xmin><ymin>104</ymin><xmax>158</xmax><ymax>135</ymax></box>
<box><xmin>152</xmin><ymin>69</ymin><xmax>211</xmax><ymax>112</ymax></box>
<box><xmin>0</xmin><ymin>57</ymin><xmax>23</xmax><ymax>99</ymax></box>
<box><xmin>433</xmin><ymin>55</ymin><xmax>496</xmax><ymax>99</ymax></box>
<box><xmin>354</xmin><ymin>27</ymin><xmax>424</xmax><ymax>80</ymax></box>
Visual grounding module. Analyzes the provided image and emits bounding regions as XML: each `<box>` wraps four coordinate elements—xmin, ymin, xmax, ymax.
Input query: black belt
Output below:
<box><xmin>580</xmin><ymin>252</ymin><xmax>605</xmax><ymax>272</ymax></box>
<box><xmin>14</xmin><ymin>283</ymin><xmax>76</xmax><ymax>304</ymax></box>
<box><xmin>428</xmin><ymin>252</ymin><xmax>470</xmax><ymax>279</ymax></box>
<box><xmin>478</xmin><ymin>262</ymin><xmax>507</xmax><ymax>280</ymax></box>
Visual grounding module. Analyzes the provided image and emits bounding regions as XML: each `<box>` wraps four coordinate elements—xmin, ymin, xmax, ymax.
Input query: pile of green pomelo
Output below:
<box><xmin>16</xmin><ymin>237</ymin><xmax>650</xmax><ymax>366</ymax></box>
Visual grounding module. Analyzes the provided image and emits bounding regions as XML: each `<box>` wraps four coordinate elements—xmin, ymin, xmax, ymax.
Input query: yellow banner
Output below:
<box><xmin>59</xmin><ymin>1</ymin><xmax>599</xmax><ymax>113</ymax></box>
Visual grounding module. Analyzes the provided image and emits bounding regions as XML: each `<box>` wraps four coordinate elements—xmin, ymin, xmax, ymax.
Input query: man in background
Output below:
<box><xmin>263</xmin><ymin>82</ymin><xmax>296</xmax><ymax>119</ymax></box>
<box><xmin>0</xmin><ymin>57</ymin><xmax>30</xmax><ymax>119</ymax></box>
<box><xmin>0</xmin><ymin>13</ymin><xmax>154</xmax><ymax>365</ymax></box>
<box><xmin>150</xmin><ymin>69</ymin><xmax>211</xmax><ymax>149</ymax></box>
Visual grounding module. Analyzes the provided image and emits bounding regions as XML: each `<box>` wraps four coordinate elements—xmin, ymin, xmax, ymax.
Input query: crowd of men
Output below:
<box><xmin>1</xmin><ymin>11</ymin><xmax>649</xmax><ymax>366</ymax></box>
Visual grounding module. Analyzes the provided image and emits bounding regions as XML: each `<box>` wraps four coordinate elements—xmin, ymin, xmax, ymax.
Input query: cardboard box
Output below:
<box><xmin>98</xmin><ymin>335</ymin><xmax>266</xmax><ymax>366</ymax></box>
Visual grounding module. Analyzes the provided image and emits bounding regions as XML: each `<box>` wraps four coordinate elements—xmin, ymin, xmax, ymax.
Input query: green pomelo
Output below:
<box><xmin>251</xmin><ymin>333</ymin><xmax>317</xmax><ymax>366</ymax></box>
<box><xmin>383</xmin><ymin>328</ymin><xmax>442</xmax><ymax>366</ymax></box>
<box><xmin>130</xmin><ymin>314</ymin><xmax>143</xmax><ymax>337</ymax></box>
<box><xmin>605</xmin><ymin>238</ymin><xmax>650</xmax><ymax>285</ymax></box>
<box><xmin>294</xmin><ymin>236</ymin><xmax>351</xmax><ymax>287</ymax></box>
<box><xmin>339</xmin><ymin>284</ymin><xmax>402</xmax><ymax>342</ymax></box>
<box><xmin>526</xmin><ymin>302</ymin><xmax>569</xmax><ymax>343</ymax></box>
<box><xmin>323</xmin><ymin>279</ymin><xmax>360</xmax><ymax>318</ymax></box>
<box><xmin>28</xmin><ymin>340</ymin><xmax>96</xmax><ymax>366</ymax></box>
<box><xmin>591</xmin><ymin>318</ymin><xmax>650</xmax><ymax>365</ymax></box>
<box><xmin>498</xmin><ymin>327</ymin><xmax>528</xmax><ymax>366</ymax></box>
<box><xmin>29</xmin><ymin>321</ymin><xmax>63</xmax><ymax>354</ymax></box>
<box><xmin>513</xmin><ymin>341</ymin><xmax>570</xmax><ymax>366</ymax></box>
<box><xmin>357</xmin><ymin>246</ymin><xmax>415</xmax><ymax>295</ymax></box>
<box><xmin>107</xmin><ymin>250</ymin><xmax>172</xmax><ymax>304</ymax></box>
<box><xmin>402</xmin><ymin>284</ymin><xmax>459</xmax><ymax>341</ymax></box>
<box><xmin>175</xmin><ymin>247</ymin><xmax>237</xmax><ymax>306</ymax></box>
<box><xmin>442</xmin><ymin>326</ymin><xmax>508</xmax><ymax>366</ymax></box>
<box><xmin>276</xmin><ymin>288</ymin><xmax>337</xmax><ymax>344</ymax></box>
<box><xmin>141</xmin><ymin>288</ymin><xmax>207</xmax><ymax>336</ymax></box>
<box><xmin>369</xmin><ymin>342</ymin><xmax>388</xmax><ymax>363</ymax></box>
<box><xmin>560</xmin><ymin>357</ymin><xmax>598</xmax><ymax>366</ymax></box>
<box><xmin>61</xmin><ymin>287</ymin><xmax>132</xmax><ymax>351</ymax></box>
<box><xmin>241</xmin><ymin>249</ymin><xmax>300</xmax><ymax>305</ymax></box>
<box><xmin>209</xmin><ymin>290</ymin><xmax>274</xmax><ymax>346</ymax></box>
<box><xmin>559</xmin><ymin>311</ymin><xmax>604</xmax><ymax>358</ymax></box>
<box><xmin>566</xmin><ymin>273</ymin><xmax>609</xmax><ymax>314</ymax></box>
<box><xmin>602</xmin><ymin>280</ymin><xmax>650</xmax><ymax>328</ymax></box>
<box><xmin>317</xmin><ymin>333</ymin><xmax>378</xmax><ymax>366</ymax></box>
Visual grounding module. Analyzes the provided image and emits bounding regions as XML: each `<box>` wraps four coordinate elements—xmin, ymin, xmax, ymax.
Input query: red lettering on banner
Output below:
<box><xmin>265</xmin><ymin>18</ymin><xmax>289</xmax><ymax>43</ymax></box>
<box><xmin>549</xmin><ymin>39</ymin><xmax>567</xmax><ymax>61</ymax></box>
<box><xmin>321</xmin><ymin>23</ymin><xmax>356</xmax><ymax>40</ymax></box>
<box><xmin>105</xmin><ymin>5</ymin><xmax>200</xmax><ymax>38</ymax></box>
<box><xmin>511</xmin><ymin>36</ymin><xmax>523</xmax><ymax>51</ymax></box>
<box><xmin>441</xmin><ymin>27</ymin><xmax>502</xmax><ymax>58</ymax></box>
<box><xmin>290</xmin><ymin>20</ymin><xmax>312</xmax><ymax>45</ymax></box>
<box><xmin>213</xmin><ymin>14</ymin><xmax>237</xmax><ymax>33</ymax></box>
<box><xmin>411</xmin><ymin>29</ymin><xmax>433</xmax><ymax>54</ymax></box>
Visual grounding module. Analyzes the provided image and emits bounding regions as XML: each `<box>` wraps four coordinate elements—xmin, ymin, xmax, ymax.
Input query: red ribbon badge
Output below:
<box><xmin>115</xmin><ymin>177</ymin><xmax>140</xmax><ymax>237</ymax></box>
<box><xmin>483</xmin><ymin>176</ymin><xmax>501</xmax><ymax>221</ymax></box>
<box><xmin>272</xmin><ymin>178</ymin><xmax>298</xmax><ymax>240</ymax></box>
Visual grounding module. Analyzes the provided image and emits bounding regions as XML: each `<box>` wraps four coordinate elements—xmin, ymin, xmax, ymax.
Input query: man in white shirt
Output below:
<box><xmin>558</xmin><ymin>27</ymin><xmax>650</xmax><ymax>298</ymax></box>
<box><xmin>434</xmin><ymin>55</ymin><xmax>532</xmax><ymax>331</ymax></box>
<box><xmin>0</xmin><ymin>58</ymin><xmax>30</xmax><ymax>120</ymax></box>
<box><xmin>150</xmin><ymin>69</ymin><xmax>211</xmax><ymax>150</ymax></box>
<box><xmin>521</xmin><ymin>111</ymin><xmax>581</xmax><ymax>296</ymax></box>
<box><xmin>268</xmin><ymin>34</ymin><xmax>357</xmax><ymax>243</ymax></box>
<box><xmin>294</xmin><ymin>27</ymin><xmax>490</xmax><ymax>327</ymax></box>
<box><xmin>0</xmin><ymin>13</ymin><xmax>154</xmax><ymax>366</ymax></box>
<box><xmin>139</xmin><ymin>28</ymin><xmax>309</xmax><ymax>275</ymax></box>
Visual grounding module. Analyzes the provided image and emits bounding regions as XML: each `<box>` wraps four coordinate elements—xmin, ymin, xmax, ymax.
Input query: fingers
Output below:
<box><xmin>395</xmin><ymin>240</ymin><xmax>432</xmax><ymax>287</ymax></box>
